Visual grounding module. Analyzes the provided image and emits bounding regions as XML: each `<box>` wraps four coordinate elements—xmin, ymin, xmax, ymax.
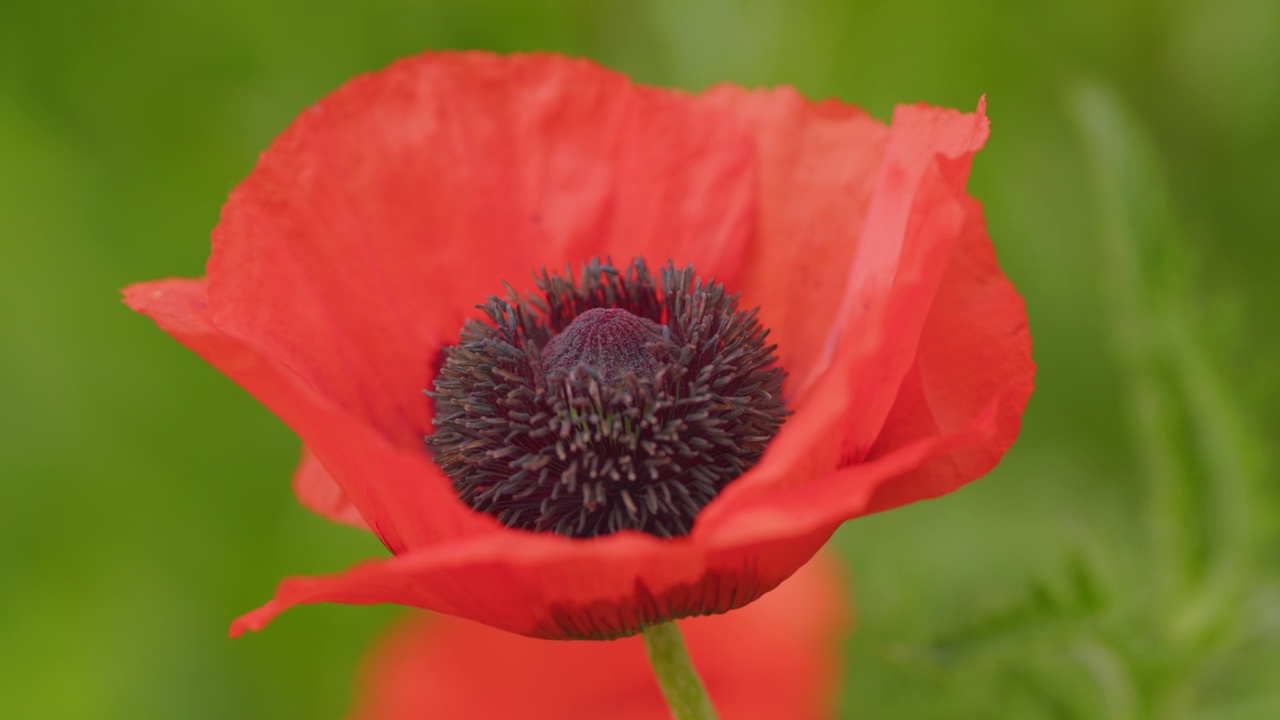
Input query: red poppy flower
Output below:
<box><xmin>349</xmin><ymin>553</ymin><xmax>848</xmax><ymax>720</ymax></box>
<box><xmin>125</xmin><ymin>51</ymin><xmax>1033</xmax><ymax>640</ymax></box>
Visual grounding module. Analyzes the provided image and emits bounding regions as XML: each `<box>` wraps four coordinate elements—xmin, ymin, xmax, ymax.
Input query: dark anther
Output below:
<box><xmin>425</xmin><ymin>258</ymin><xmax>788</xmax><ymax>539</ymax></box>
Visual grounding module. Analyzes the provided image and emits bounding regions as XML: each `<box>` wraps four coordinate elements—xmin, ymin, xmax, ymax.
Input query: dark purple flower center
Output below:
<box><xmin>541</xmin><ymin>307</ymin><xmax>664</xmax><ymax>384</ymax></box>
<box><xmin>426</xmin><ymin>258</ymin><xmax>788</xmax><ymax>539</ymax></box>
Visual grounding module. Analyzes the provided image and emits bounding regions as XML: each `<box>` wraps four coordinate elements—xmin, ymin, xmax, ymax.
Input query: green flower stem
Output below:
<box><xmin>641</xmin><ymin>623</ymin><xmax>718</xmax><ymax>720</ymax></box>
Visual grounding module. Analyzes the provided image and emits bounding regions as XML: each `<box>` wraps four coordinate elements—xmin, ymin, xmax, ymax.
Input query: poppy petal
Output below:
<box><xmin>696</xmin><ymin>85</ymin><xmax>888</xmax><ymax>399</ymax></box>
<box><xmin>346</xmin><ymin>552</ymin><xmax>848</xmax><ymax>720</ymax></box>
<box><xmin>707</xmin><ymin>99</ymin><xmax>994</xmax><ymax>508</ymax></box>
<box><xmin>701</xmin><ymin>395</ymin><xmax>1005</xmax><ymax>543</ymax></box>
<box><xmin>122</xmin><ymin>278</ymin><xmax>493</xmax><ymax>552</ymax></box>
<box><xmin>826</xmin><ymin>100</ymin><xmax>993</xmax><ymax>466</ymax></box>
<box><xmin>293</xmin><ymin>446</ymin><xmax>369</xmax><ymax>531</ymax></box>
<box><xmin>861</xmin><ymin>194</ymin><xmax>1034</xmax><ymax>512</ymax></box>
<box><xmin>701</xmin><ymin>147</ymin><xmax>1032</xmax><ymax>535</ymax></box>
<box><xmin>205</xmin><ymin>51</ymin><xmax>756</xmax><ymax>463</ymax></box>
<box><xmin>230</xmin><ymin>517</ymin><xmax>830</xmax><ymax>640</ymax></box>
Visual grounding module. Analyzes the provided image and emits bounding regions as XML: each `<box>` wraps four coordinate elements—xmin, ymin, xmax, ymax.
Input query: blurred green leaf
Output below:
<box><xmin>1071</xmin><ymin>81</ymin><xmax>1270</xmax><ymax>718</ymax></box>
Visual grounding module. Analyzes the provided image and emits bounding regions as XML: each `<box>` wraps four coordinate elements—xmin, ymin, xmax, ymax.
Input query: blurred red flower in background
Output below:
<box><xmin>348</xmin><ymin>554</ymin><xmax>848</xmax><ymax>720</ymax></box>
<box><xmin>125</xmin><ymin>51</ymin><xmax>1033</xmax><ymax>640</ymax></box>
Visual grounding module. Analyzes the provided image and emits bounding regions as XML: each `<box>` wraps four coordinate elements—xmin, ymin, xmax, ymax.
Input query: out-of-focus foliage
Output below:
<box><xmin>1</xmin><ymin>1</ymin><xmax>1275</xmax><ymax>718</ymax></box>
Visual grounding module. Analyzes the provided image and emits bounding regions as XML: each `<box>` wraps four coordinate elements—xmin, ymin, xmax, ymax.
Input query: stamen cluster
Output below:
<box><xmin>427</xmin><ymin>258</ymin><xmax>787</xmax><ymax>539</ymax></box>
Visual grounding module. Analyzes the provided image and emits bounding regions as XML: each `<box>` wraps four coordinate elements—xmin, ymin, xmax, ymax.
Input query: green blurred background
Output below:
<box><xmin>2</xmin><ymin>0</ymin><xmax>1277</xmax><ymax>717</ymax></box>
